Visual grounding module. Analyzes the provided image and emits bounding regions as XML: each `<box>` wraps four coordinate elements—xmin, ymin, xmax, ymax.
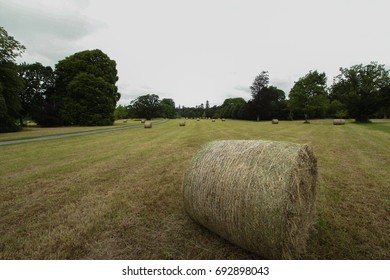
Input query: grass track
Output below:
<box><xmin>0</xmin><ymin>119</ymin><xmax>389</xmax><ymax>259</ymax></box>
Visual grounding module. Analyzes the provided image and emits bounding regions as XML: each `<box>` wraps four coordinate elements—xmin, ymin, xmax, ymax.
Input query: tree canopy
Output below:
<box><xmin>54</xmin><ymin>49</ymin><xmax>120</xmax><ymax>125</ymax></box>
<box><xmin>18</xmin><ymin>62</ymin><xmax>55</xmax><ymax>126</ymax></box>
<box><xmin>288</xmin><ymin>70</ymin><xmax>329</xmax><ymax>121</ymax></box>
<box><xmin>131</xmin><ymin>94</ymin><xmax>161</xmax><ymax>120</ymax></box>
<box><xmin>0</xmin><ymin>27</ymin><xmax>25</xmax><ymax>132</ymax></box>
<box><xmin>331</xmin><ymin>62</ymin><xmax>390</xmax><ymax>122</ymax></box>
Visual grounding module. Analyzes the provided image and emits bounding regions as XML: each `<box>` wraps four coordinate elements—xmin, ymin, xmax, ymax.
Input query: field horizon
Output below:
<box><xmin>0</xmin><ymin>119</ymin><xmax>389</xmax><ymax>259</ymax></box>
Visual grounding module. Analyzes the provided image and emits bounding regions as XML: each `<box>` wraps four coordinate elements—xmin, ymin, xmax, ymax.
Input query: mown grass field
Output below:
<box><xmin>0</xmin><ymin>119</ymin><xmax>389</xmax><ymax>259</ymax></box>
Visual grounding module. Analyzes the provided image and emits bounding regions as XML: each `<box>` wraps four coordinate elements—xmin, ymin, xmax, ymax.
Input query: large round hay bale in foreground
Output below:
<box><xmin>272</xmin><ymin>119</ymin><xmax>279</xmax><ymax>124</ymax></box>
<box><xmin>144</xmin><ymin>122</ymin><xmax>152</xmax><ymax>128</ymax></box>
<box><xmin>183</xmin><ymin>140</ymin><xmax>317</xmax><ymax>259</ymax></box>
<box><xmin>179</xmin><ymin>121</ymin><xmax>186</xmax><ymax>126</ymax></box>
<box><xmin>333</xmin><ymin>119</ymin><xmax>346</xmax><ymax>125</ymax></box>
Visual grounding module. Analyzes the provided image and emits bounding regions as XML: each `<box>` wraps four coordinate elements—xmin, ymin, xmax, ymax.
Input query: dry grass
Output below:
<box><xmin>0</xmin><ymin>119</ymin><xmax>389</xmax><ymax>259</ymax></box>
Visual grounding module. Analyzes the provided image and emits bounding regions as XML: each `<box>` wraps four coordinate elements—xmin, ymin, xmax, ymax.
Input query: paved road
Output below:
<box><xmin>0</xmin><ymin>119</ymin><xmax>169</xmax><ymax>146</ymax></box>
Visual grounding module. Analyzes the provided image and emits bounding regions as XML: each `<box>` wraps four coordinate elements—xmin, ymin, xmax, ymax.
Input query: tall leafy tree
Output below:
<box><xmin>218</xmin><ymin>97</ymin><xmax>247</xmax><ymax>119</ymax></box>
<box><xmin>0</xmin><ymin>27</ymin><xmax>26</xmax><ymax>63</ymax></box>
<box><xmin>159</xmin><ymin>98</ymin><xmax>176</xmax><ymax>118</ymax></box>
<box><xmin>248</xmin><ymin>71</ymin><xmax>286</xmax><ymax>120</ymax></box>
<box><xmin>331</xmin><ymin>62</ymin><xmax>390</xmax><ymax>122</ymax></box>
<box><xmin>54</xmin><ymin>49</ymin><xmax>120</xmax><ymax>125</ymax></box>
<box><xmin>0</xmin><ymin>26</ymin><xmax>25</xmax><ymax>132</ymax></box>
<box><xmin>18</xmin><ymin>62</ymin><xmax>55</xmax><ymax>126</ymax></box>
<box><xmin>288</xmin><ymin>70</ymin><xmax>329</xmax><ymax>121</ymax></box>
<box><xmin>131</xmin><ymin>94</ymin><xmax>160</xmax><ymax>120</ymax></box>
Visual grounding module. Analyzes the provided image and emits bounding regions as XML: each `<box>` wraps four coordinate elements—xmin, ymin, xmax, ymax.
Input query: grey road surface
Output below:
<box><xmin>0</xmin><ymin>119</ymin><xmax>169</xmax><ymax>146</ymax></box>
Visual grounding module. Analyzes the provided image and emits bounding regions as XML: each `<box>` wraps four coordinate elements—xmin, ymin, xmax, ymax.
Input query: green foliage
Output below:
<box><xmin>248</xmin><ymin>71</ymin><xmax>286</xmax><ymax>120</ymax></box>
<box><xmin>159</xmin><ymin>98</ymin><xmax>176</xmax><ymax>118</ymax></box>
<box><xmin>54</xmin><ymin>49</ymin><xmax>120</xmax><ymax>126</ymax></box>
<box><xmin>114</xmin><ymin>105</ymin><xmax>128</xmax><ymax>120</ymax></box>
<box><xmin>18</xmin><ymin>62</ymin><xmax>55</xmax><ymax>126</ymax></box>
<box><xmin>131</xmin><ymin>94</ymin><xmax>160</xmax><ymax>120</ymax></box>
<box><xmin>64</xmin><ymin>73</ymin><xmax>117</xmax><ymax>125</ymax></box>
<box><xmin>0</xmin><ymin>62</ymin><xmax>24</xmax><ymax>132</ymax></box>
<box><xmin>0</xmin><ymin>26</ymin><xmax>26</xmax><ymax>63</ymax></box>
<box><xmin>288</xmin><ymin>70</ymin><xmax>329</xmax><ymax>120</ymax></box>
<box><xmin>331</xmin><ymin>62</ymin><xmax>390</xmax><ymax>122</ymax></box>
<box><xmin>0</xmin><ymin>27</ymin><xmax>25</xmax><ymax>132</ymax></box>
<box><xmin>218</xmin><ymin>97</ymin><xmax>247</xmax><ymax>119</ymax></box>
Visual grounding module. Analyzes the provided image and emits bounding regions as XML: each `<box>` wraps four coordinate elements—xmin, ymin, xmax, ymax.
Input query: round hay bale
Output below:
<box><xmin>272</xmin><ymin>119</ymin><xmax>279</xmax><ymax>124</ymax></box>
<box><xmin>183</xmin><ymin>140</ymin><xmax>317</xmax><ymax>259</ymax></box>
<box><xmin>179</xmin><ymin>121</ymin><xmax>186</xmax><ymax>126</ymax></box>
<box><xmin>212</xmin><ymin>119</ymin><xmax>216</xmax><ymax>122</ymax></box>
<box><xmin>141</xmin><ymin>119</ymin><xmax>146</xmax><ymax>123</ymax></box>
<box><xmin>333</xmin><ymin>119</ymin><xmax>345</xmax><ymax>125</ymax></box>
<box><xmin>144</xmin><ymin>122</ymin><xmax>152</xmax><ymax>128</ymax></box>
<box><xmin>196</xmin><ymin>118</ymin><xmax>200</xmax><ymax>121</ymax></box>
<box><xmin>221</xmin><ymin>118</ymin><xmax>226</xmax><ymax>122</ymax></box>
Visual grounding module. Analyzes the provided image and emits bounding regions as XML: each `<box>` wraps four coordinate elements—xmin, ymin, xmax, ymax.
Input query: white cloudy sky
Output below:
<box><xmin>1</xmin><ymin>0</ymin><xmax>389</xmax><ymax>107</ymax></box>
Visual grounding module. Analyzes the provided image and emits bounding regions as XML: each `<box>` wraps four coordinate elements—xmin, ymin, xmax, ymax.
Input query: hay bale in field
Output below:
<box><xmin>123</xmin><ymin>119</ymin><xmax>128</xmax><ymax>123</ymax></box>
<box><xmin>196</xmin><ymin>118</ymin><xmax>200</xmax><ymax>121</ymax></box>
<box><xmin>144</xmin><ymin>122</ymin><xmax>152</xmax><ymax>128</ymax></box>
<box><xmin>221</xmin><ymin>118</ymin><xmax>226</xmax><ymax>122</ymax></box>
<box><xmin>272</xmin><ymin>119</ymin><xmax>279</xmax><ymax>124</ymax></box>
<box><xmin>183</xmin><ymin>140</ymin><xmax>317</xmax><ymax>259</ymax></box>
<box><xmin>141</xmin><ymin>119</ymin><xmax>146</xmax><ymax>123</ymax></box>
<box><xmin>212</xmin><ymin>119</ymin><xmax>216</xmax><ymax>122</ymax></box>
<box><xmin>333</xmin><ymin>119</ymin><xmax>345</xmax><ymax>125</ymax></box>
<box><xmin>179</xmin><ymin>121</ymin><xmax>186</xmax><ymax>126</ymax></box>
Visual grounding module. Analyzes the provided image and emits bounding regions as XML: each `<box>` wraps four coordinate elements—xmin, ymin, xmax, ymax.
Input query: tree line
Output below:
<box><xmin>121</xmin><ymin>66</ymin><xmax>389</xmax><ymax>123</ymax></box>
<box><xmin>2</xmin><ymin>26</ymin><xmax>389</xmax><ymax>133</ymax></box>
<box><xmin>1</xmin><ymin>26</ymin><xmax>119</xmax><ymax>132</ymax></box>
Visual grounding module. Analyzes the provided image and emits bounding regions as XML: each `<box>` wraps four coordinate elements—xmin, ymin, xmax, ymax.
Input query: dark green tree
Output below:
<box><xmin>114</xmin><ymin>105</ymin><xmax>128</xmax><ymax>120</ymax></box>
<box><xmin>0</xmin><ymin>27</ymin><xmax>26</xmax><ymax>63</ymax></box>
<box><xmin>64</xmin><ymin>73</ymin><xmax>117</xmax><ymax>125</ymax></box>
<box><xmin>248</xmin><ymin>71</ymin><xmax>286</xmax><ymax>120</ymax></box>
<box><xmin>18</xmin><ymin>62</ymin><xmax>55</xmax><ymax>126</ymax></box>
<box><xmin>0</xmin><ymin>27</ymin><xmax>25</xmax><ymax>132</ymax></box>
<box><xmin>288</xmin><ymin>70</ymin><xmax>329</xmax><ymax>121</ymax></box>
<box><xmin>54</xmin><ymin>49</ymin><xmax>120</xmax><ymax>125</ymax></box>
<box><xmin>331</xmin><ymin>62</ymin><xmax>390</xmax><ymax>122</ymax></box>
<box><xmin>131</xmin><ymin>94</ymin><xmax>160</xmax><ymax>120</ymax></box>
<box><xmin>218</xmin><ymin>97</ymin><xmax>247</xmax><ymax>119</ymax></box>
<box><xmin>159</xmin><ymin>98</ymin><xmax>176</xmax><ymax>118</ymax></box>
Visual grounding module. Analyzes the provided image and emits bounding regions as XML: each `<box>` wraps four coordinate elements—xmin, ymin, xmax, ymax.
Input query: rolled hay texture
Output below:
<box><xmin>179</xmin><ymin>121</ymin><xmax>186</xmax><ymax>126</ymax></box>
<box><xmin>272</xmin><ymin>119</ymin><xmax>279</xmax><ymax>124</ymax></box>
<box><xmin>144</xmin><ymin>122</ymin><xmax>152</xmax><ymax>128</ymax></box>
<box><xmin>333</xmin><ymin>119</ymin><xmax>346</xmax><ymax>125</ymax></box>
<box><xmin>183</xmin><ymin>140</ymin><xmax>317</xmax><ymax>259</ymax></box>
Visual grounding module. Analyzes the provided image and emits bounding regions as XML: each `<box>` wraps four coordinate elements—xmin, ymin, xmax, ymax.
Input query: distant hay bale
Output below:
<box><xmin>179</xmin><ymin>121</ymin><xmax>186</xmax><ymax>126</ymax></box>
<box><xmin>272</xmin><ymin>119</ymin><xmax>279</xmax><ymax>124</ymax></box>
<box><xmin>123</xmin><ymin>119</ymin><xmax>128</xmax><ymax>123</ymax></box>
<box><xmin>221</xmin><ymin>118</ymin><xmax>226</xmax><ymax>122</ymax></box>
<box><xmin>183</xmin><ymin>140</ymin><xmax>318</xmax><ymax>259</ymax></box>
<box><xmin>144</xmin><ymin>122</ymin><xmax>152</xmax><ymax>128</ymax></box>
<box><xmin>196</xmin><ymin>118</ymin><xmax>200</xmax><ymax>121</ymax></box>
<box><xmin>141</xmin><ymin>119</ymin><xmax>146</xmax><ymax>123</ymax></box>
<box><xmin>212</xmin><ymin>119</ymin><xmax>216</xmax><ymax>122</ymax></box>
<box><xmin>333</xmin><ymin>119</ymin><xmax>346</xmax><ymax>125</ymax></box>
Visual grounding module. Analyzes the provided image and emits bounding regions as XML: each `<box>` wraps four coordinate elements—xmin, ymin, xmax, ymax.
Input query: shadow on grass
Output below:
<box><xmin>352</xmin><ymin>120</ymin><xmax>390</xmax><ymax>133</ymax></box>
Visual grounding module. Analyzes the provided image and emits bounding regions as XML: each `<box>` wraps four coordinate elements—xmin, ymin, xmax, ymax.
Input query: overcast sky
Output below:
<box><xmin>1</xmin><ymin>0</ymin><xmax>390</xmax><ymax>107</ymax></box>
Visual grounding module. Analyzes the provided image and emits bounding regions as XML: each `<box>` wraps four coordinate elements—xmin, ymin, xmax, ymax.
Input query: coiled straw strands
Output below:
<box><xmin>183</xmin><ymin>140</ymin><xmax>317</xmax><ymax>259</ymax></box>
<box><xmin>333</xmin><ymin>119</ymin><xmax>345</xmax><ymax>125</ymax></box>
